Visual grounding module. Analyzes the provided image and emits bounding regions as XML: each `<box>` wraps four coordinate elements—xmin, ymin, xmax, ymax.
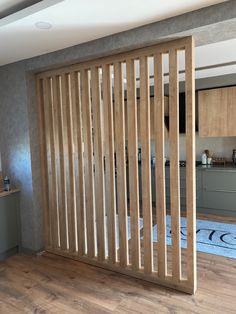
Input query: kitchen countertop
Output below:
<box><xmin>0</xmin><ymin>189</ymin><xmax>20</xmax><ymax>198</ymax></box>
<box><xmin>137</xmin><ymin>160</ymin><xmax>236</xmax><ymax>170</ymax></box>
<box><xmin>196</xmin><ymin>164</ymin><xmax>236</xmax><ymax>171</ymax></box>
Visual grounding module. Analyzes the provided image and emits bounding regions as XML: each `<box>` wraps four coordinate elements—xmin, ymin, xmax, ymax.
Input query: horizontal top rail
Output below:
<box><xmin>37</xmin><ymin>37</ymin><xmax>191</xmax><ymax>79</ymax></box>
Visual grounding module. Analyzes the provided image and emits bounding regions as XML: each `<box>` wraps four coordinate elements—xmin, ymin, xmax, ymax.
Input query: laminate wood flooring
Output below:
<box><xmin>0</xmin><ymin>250</ymin><xmax>235</xmax><ymax>314</ymax></box>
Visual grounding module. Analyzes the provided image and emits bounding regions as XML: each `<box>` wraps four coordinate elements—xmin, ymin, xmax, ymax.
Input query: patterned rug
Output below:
<box><xmin>152</xmin><ymin>215</ymin><xmax>236</xmax><ymax>259</ymax></box>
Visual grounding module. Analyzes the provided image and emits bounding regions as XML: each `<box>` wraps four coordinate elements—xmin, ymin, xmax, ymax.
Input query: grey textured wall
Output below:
<box><xmin>0</xmin><ymin>0</ymin><xmax>235</xmax><ymax>251</ymax></box>
<box><xmin>0</xmin><ymin>63</ymin><xmax>38</xmax><ymax>249</ymax></box>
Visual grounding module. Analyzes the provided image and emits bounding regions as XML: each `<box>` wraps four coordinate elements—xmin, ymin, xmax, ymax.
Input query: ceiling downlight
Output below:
<box><xmin>35</xmin><ymin>21</ymin><xmax>52</xmax><ymax>30</ymax></box>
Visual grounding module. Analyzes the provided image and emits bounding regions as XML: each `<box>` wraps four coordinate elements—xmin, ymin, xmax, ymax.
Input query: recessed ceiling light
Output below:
<box><xmin>35</xmin><ymin>21</ymin><xmax>52</xmax><ymax>30</ymax></box>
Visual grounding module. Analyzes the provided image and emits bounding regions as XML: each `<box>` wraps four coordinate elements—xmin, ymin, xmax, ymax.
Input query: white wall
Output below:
<box><xmin>152</xmin><ymin>134</ymin><xmax>236</xmax><ymax>161</ymax></box>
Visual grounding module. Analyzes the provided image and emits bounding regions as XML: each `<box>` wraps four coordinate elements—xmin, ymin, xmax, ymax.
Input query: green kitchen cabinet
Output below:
<box><xmin>0</xmin><ymin>190</ymin><xmax>21</xmax><ymax>261</ymax></box>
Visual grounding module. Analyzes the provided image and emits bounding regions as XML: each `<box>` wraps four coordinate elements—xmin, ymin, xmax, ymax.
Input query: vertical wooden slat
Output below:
<box><xmin>114</xmin><ymin>62</ymin><xmax>128</xmax><ymax>267</ymax></box>
<box><xmin>51</xmin><ymin>76</ymin><xmax>61</xmax><ymax>248</ymax></box>
<box><xmin>48</xmin><ymin>77</ymin><xmax>60</xmax><ymax>248</ymax></box>
<box><xmin>154</xmin><ymin>53</ymin><xmax>167</xmax><ymax>278</ymax></box>
<box><xmin>56</xmin><ymin>75</ymin><xmax>68</xmax><ymax>250</ymax></box>
<box><xmin>91</xmin><ymin>66</ymin><xmax>106</xmax><ymax>261</ymax></box>
<box><xmin>81</xmin><ymin>69</ymin><xmax>96</xmax><ymax>258</ymax></box>
<box><xmin>37</xmin><ymin>78</ymin><xmax>51</xmax><ymax>249</ymax></box>
<box><xmin>61</xmin><ymin>74</ymin><xmax>77</xmax><ymax>252</ymax></box>
<box><xmin>102</xmin><ymin>64</ymin><xmax>117</xmax><ymax>263</ymax></box>
<box><xmin>126</xmin><ymin>59</ymin><xmax>140</xmax><ymax>271</ymax></box>
<box><xmin>71</xmin><ymin>72</ymin><xmax>86</xmax><ymax>255</ymax></box>
<box><xmin>185</xmin><ymin>38</ymin><xmax>197</xmax><ymax>293</ymax></box>
<box><xmin>169</xmin><ymin>49</ymin><xmax>181</xmax><ymax>281</ymax></box>
<box><xmin>140</xmin><ymin>56</ymin><xmax>153</xmax><ymax>274</ymax></box>
<box><xmin>52</xmin><ymin>76</ymin><xmax>67</xmax><ymax>250</ymax></box>
<box><xmin>43</xmin><ymin>78</ymin><xmax>59</xmax><ymax>248</ymax></box>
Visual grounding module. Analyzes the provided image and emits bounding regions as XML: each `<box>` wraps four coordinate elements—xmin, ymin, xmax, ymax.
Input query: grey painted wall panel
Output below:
<box><xmin>0</xmin><ymin>63</ymin><xmax>37</xmax><ymax>250</ymax></box>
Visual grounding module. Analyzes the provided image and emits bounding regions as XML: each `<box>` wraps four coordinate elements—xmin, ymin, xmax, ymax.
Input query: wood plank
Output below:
<box><xmin>169</xmin><ymin>49</ymin><xmax>181</xmax><ymax>281</ymax></box>
<box><xmin>37</xmin><ymin>78</ymin><xmax>51</xmax><ymax>249</ymax></box>
<box><xmin>3</xmin><ymin>248</ymin><xmax>236</xmax><ymax>312</ymax></box>
<box><xmin>154</xmin><ymin>53</ymin><xmax>167</xmax><ymax>278</ymax></box>
<box><xmin>70</xmin><ymin>71</ymin><xmax>86</xmax><ymax>255</ymax></box>
<box><xmin>91</xmin><ymin>66</ymin><xmax>106</xmax><ymax>261</ymax></box>
<box><xmin>139</xmin><ymin>56</ymin><xmax>153</xmax><ymax>274</ymax></box>
<box><xmin>55</xmin><ymin>75</ymin><xmax>68</xmax><ymax>250</ymax></box>
<box><xmin>48</xmin><ymin>77</ymin><xmax>60</xmax><ymax>249</ymax></box>
<box><xmin>126</xmin><ymin>58</ymin><xmax>140</xmax><ymax>271</ymax></box>
<box><xmin>185</xmin><ymin>38</ymin><xmax>196</xmax><ymax>292</ymax></box>
<box><xmin>43</xmin><ymin>78</ymin><xmax>59</xmax><ymax>249</ymax></box>
<box><xmin>61</xmin><ymin>74</ymin><xmax>77</xmax><ymax>252</ymax></box>
<box><xmin>37</xmin><ymin>37</ymin><xmax>192</xmax><ymax>80</ymax></box>
<box><xmin>81</xmin><ymin>69</ymin><xmax>96</xmax><ymax>258</ymax></box>
<box><xmin>51</xmin><ymin>76</ymin><xmax>67</xmax><ymax>250</ymax></box>
<box><xmin>114</xmin><ymin>62</ymin><xmax>128</xmax><ymax>267</ymax></box>
<box><xmin>102</xmin><ymin>64</ymin><xmax>117</xmax><ymax>263</ymax></box>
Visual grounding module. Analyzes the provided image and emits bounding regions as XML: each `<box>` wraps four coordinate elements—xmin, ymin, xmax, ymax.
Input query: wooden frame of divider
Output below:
<box><xmin>37</xmin><ymin>36</ymin><xmax>196</xmax><ymax>294</ymax></box>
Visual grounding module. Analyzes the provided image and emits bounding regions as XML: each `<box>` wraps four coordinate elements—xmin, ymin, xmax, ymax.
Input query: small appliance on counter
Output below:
<box><xmin>201</xmin><ymin>149</ymin><xmax>212</xmax><ymax>165</ymax></box>
<box><xmin>3</xmin><ymin>176</ymin><xmax>10</xmax><ymax>191</ymax></box>
<box><xmin>201</xmin><ymin>151</ymin><xmax>207</xmax><ymax>165</ymax></box>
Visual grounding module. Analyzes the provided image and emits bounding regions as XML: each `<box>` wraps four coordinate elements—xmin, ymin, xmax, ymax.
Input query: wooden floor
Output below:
<box><xmin>0</xmin><ymin>250</ymin><xmax>235</xmax><ymax>314</ymax></box>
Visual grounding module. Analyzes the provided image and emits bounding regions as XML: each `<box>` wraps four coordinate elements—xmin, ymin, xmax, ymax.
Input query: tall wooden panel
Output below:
<box><xmin>81</xmin><ymin>70</ymin><xmax>96</xmax><ymax>258</ymax></box>
<box><xmin>91</xmin><ymin>66</ymin><xmax>106</xmax><ymax>261</ymax></box>
<box><xmin>169</xmin><ymin>49</ymin><xmax>181</xmax><ymax>281</ymax></box>
<box><xmin>53</xmin><ymin>75</ymin><xmax>68</xmax><ymax>251</ymax></box>
<box><xmin>102</xmin><ymin>64</ymin><xmax>117</xmax><ymax>263</ymax></box>
<box><xmin>62</xmin><ymin>74</ymin><xmax>77</xmax><ymax>252</ymax></box>
<box><xmin>37</xmin><ymin>37</ymin><xmax>196</xmax><ymax>294</ymax></box>
<box><xmin>185</xmin><ymin>38</ymin><xmax>197</xmax><ymax>292</ymax></box>
<box><xmin>140</xmin><ymin>56</ymin><xmax>153</xmax><ymax>274</ymax></box>
<box><xmin>70</xmin><ymin>72</ymin><xmax>86</xmax><ymax>255</ymax></box>
<box><xmin>126</xmin><ymin>59</ymin><xmax>140</xmax><ymax>271</ymax></box>
<box><xmin>114</xmin><ymin>62</ymin><xmax>128</xmax><ymax>267</ymax></box>
<box><xmin>154</xmin><ymin>53</ymin><xmax>167</xmax><ymax>278</ymax></box>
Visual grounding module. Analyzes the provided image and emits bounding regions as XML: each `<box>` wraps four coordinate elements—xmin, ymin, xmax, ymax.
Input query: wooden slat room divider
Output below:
<box><xmin>37</xmin><ymin>36</ymin><xmax>196</xmax><ymax>294</ymax></box>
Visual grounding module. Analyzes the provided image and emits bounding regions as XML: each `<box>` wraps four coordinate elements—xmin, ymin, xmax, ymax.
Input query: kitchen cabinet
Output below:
<box><xmin>198</xmin><ymin>86</ymin><xmax>236</xmax><ymax>137</ymax></box>
<box><xmin>136</xmin><ymin>166</ymin><xmax>202</xmax><ymax>209</ymax></box>
<box><xmin>165</xmin><ymin>168</ymin><xmax>202</xmax><ymax>210</ymax></box>
<box><xmin>201</xmin><ymin>168</ymin><xmax>236</xmax><ymax>213</ymax></box>
<box><xmin>0</xmin><ymin>190</ymin><xmax>21</xmax><ymax>261</ymax></box>
<box><xmin>127</xmin><ymin>164</ymin><xmax>236</xmax><ymax>216</ymax></box>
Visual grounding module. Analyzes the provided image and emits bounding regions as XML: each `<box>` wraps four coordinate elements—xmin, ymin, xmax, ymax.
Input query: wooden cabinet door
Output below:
<box><xmin>199</xmin><ymin>86</ymin><xmax>236</xmax><ymax>137</ymax></box>
<box><xmin>227</xmin><ymin>86</ymin><xmax>236</xmax><ymax>136</ymax></box>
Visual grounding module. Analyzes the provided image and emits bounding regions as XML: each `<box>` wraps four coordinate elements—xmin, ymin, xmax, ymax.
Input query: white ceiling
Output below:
<box><xmin>0</xmin><ymin>0</ymin><xmax>228</xmax><ymax>66</ymax></box>
<box><xmin>0</xmin><ymin>0</ymin><xmax>235</xmax><ymax>82</ymax></box>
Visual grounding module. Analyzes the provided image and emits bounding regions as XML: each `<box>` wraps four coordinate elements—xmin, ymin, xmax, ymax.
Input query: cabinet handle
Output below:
<box><xmin>204</xmin><ymin>188</ymin><xmax>236</xmax><ymax>193</ymax></box>
<box><xmin>205</xmin><ymin>169</ymin><xmax>236</xmax><ymax>173</ymax></box>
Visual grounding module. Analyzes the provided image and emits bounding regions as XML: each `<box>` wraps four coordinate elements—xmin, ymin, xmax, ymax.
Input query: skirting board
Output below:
<box><xmin>0</xmin><ymin>246</ymin><xmax>19</xmax><ymax>261</ymax></box>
